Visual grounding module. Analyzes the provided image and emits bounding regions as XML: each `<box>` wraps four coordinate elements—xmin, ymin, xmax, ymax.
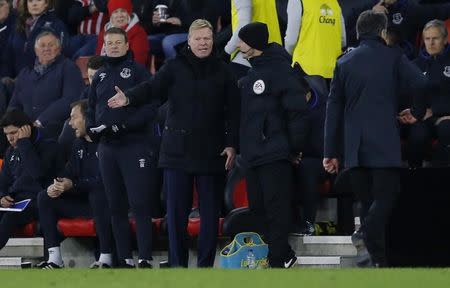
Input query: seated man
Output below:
<box><xmin>0</xmin><ymin>109</ymin><xmax>61</xmax><ymax>251</ymax></box>
<box><xmin>403</xmin><ymin>20</ymin><xmax>450</xmax><ymax>167</ymax></box>
<box><xmin>37</xmin><ymin>100</ymin><xmax>113</xmax><ymax>269</ymax></box>
<box><xmin>8</xmin><ymin>30</ymin><xmax>84</xmax><ymax>139</ymax></box>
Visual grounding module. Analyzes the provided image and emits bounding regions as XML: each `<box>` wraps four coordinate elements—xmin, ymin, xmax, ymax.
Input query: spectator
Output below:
<box><xmin>107</xmin><ymin>19</ymin><xmax>240</xmax><ymax>268</ymax></box>
<box><xmin>8</xmin><ymin>30</ymin><xmax>84</xmax><ymax>139</ymax></box>
<box><xmin>95</xmin><ymin>0</ymin><xmax>149</xmax><ymax>65</ymax></box>
<box><xmin>0</xmin><ymin>109</ymin><xmax>61</xmax><ymax>251</ymax></box>
<box><xmin>87</xmin><ymin>27</ymin><xmax>155</xmax><ymax>268</ymax></box>
<box><xmin>224</xmin><ymin>0</ymin><xmax>282</xmax><ymax>79</ymax></box>
<box><xmin>324</xmin><ymin>11</ymin><xmax>428</xmax><ymax>267</ymax></box>
<box><xmin>1</xmin><ymin>0</ymin><xmax>69</xmax><ymax>79</ymax></box>
<box><xmin>36</xmin><ymin>100</ymin><xmax>113</xmax><ymax>269</ymax></box>
<box><xmin>236</xmin><ymin>22</ymin><xmax>308</xmax><ymax>268</ymax></box>
<box><xmin>54</xmin><ymin>0</ymin><xmax>108</xmax><ymax>59</ymax></box>
<box><xmin>0</xmin><ymin>0</ymin><xmax>15</xmax><ymax>115</ymax></box>
<box><xmin>406</xmin><ymin>19</ymin><xmax>450</xmax><ymax>167</ymax></box>
<box><xmin>284</xmin><ymin>0</ymin><xmax>346</xmax><ymax>80</ymax></box>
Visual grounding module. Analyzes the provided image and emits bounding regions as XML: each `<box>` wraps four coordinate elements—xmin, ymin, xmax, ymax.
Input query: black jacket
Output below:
<box><xmin>59</xmin><ymin>138</ymin><xmax>103</xmax><ymax>194</ymax></box>
<box><xmin>126</xmin><ymin>47</ymin><xmax>240</xmax><ymax>173</ymax></box>
<box><xmin>324</xmin><ymin>36</ymin><xmax>429</xmax><ymax>168</ymax></box>
<box><xmin>239</xmin><ymin>43</ymin><xmax>309</xmax><ymax>167</ymax></box>
<box><xmin>414</xmin><ymin>45</ymin><xmax>450</xmax><ymax>117</ymax></box>
<box><xmin>86</xmin><ymin>54</ymin><xmax>155</xmax><ymax>144</ymax></box>
<box><xmin>0</xmin><ymin>130</ymin><xmax>62</xmax><ymax>200</ymax></box>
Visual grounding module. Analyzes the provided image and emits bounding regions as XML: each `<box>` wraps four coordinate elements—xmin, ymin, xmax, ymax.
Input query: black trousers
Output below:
<box><xmin>98</xmin><ymin>141</ymin><xmax>155</xmax><ymax>261</ymax></box>
<box><xmin>37</xmin><ymin>189</ymin><xmax>113</xmax><ymax>253</ymax></box>
<box><xmin>408</xmin><ymin>118</ymin><xmax>450</xmax><ymax>167</ymax></box>
<box><xmin>349</xmin><ymin>168</ymin><xmax>400</xmax><ymax>266</ymax></box>
<box><xmin>164</xmin><ymin>169</ymin><xmax>223</xmax><ymax>267</ymax></box>
<box><xmin>294</xmin><ymin>157</ymin><xmax>326</xmax><ymax>224</ymax></box>
<box><xmin>246</xmin><ymin>160</ymin><xmax>295</xmax><ymax>267</ymax></box>
<box><xmin>0</xmin><ymin>200</ymin><xmax>36</xmax><ymax>250</ymax></box>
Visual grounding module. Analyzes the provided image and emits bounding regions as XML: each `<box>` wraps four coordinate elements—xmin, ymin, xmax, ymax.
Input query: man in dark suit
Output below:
<box><xmin>323</xmin><ymin>10</ymin><xmax>428</xmax><ymax>267</ymax></box>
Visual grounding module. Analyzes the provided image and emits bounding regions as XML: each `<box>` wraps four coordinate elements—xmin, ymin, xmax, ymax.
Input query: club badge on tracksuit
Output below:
<box><xmin>120</xmin><ymin>68</ymin><xmax>131</xmax><ymax>79</ymax></box>
<box><xmin>253</xmin><ymin>80</ymin><xmax>265</xmax><ymax>95</ymax></box>
<box><xmin>443</xmin><ymin>66</ymin><xmax>450</xmax><ymax>78</ymax></box>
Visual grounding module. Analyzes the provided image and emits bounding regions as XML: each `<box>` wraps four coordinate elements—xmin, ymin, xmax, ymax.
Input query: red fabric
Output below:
<box><xmin>232</xmin><ymin>178</ymin><xmax>249</xmax><ymax>208</ymax></box>
<box><xmin>107</xmin><ymin>0</ymin><xmax>133</xmax><ymax>15</ymax></box>
<box><xmin>13</xmin><ymin>221</ymin><xmax>37</xmax><ymax>237</ymax></box>
<box><xmin>187</xmin><ymin>218</ymin><xmax>224</xmax><ymax>237</ymax></box>
<box><xmin>57</xmin><ymin>218</ymin><xmax>96</xmax><ymax>237</ymax></box>
<box><xmin>96</xmin><ymin>24</ymin><xmax>149</xmax><ymax>65</ymax></box>
<box><xmin>77</xmin><ymin>0</ymin><xmax>108</xmax><ymax>35</ymax></box>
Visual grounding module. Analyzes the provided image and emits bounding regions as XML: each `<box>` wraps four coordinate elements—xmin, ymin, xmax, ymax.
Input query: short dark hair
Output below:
<box><xmin>0</xmin><ymin>109</ymin><xmax>33</xmax><ymax>128</ymax></box>
<box><xmin>356</xmin><ymin>10</ymin><xmax>388</xmax><ymax>39</ymax></box>
<box><xmin>87</xmin><ymin>55</ymin><xmax>106</xmax><ymax>70</ymax></box>
<box><xmin>70</xmin><ymin>99</ymin><xmax>88</xmax><ymax>116</ymax></box>
<box><xmin>104</xmin><ymin>27</ymin><xmax>128</xmax><ymax>43</ymax></box>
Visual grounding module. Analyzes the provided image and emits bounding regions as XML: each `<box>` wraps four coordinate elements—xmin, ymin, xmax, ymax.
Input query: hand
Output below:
<box><xmin>220</xmin><ymin>147</ymin><xmax>236</xmax><ymax>171</ymax></box>
<box><xmin>47</xmin><ymin>184</ymin><xmax>63</xmax><ymax>198</ymax></box>
<box><xmin>166</xmin><ymin>17</ymin><xmax>181</xmax><ymax>26</ymax></box>
<box><xmin>323</xmin><ymin>158</ymin><xmax>339</xmax><ymax>174</ymax></box>
<box><xmin>373</xmin><ymin>0</ymin><xmax>388</xmax><ymax>13</ymax></box>
<box><xmin>291</xmin><ymin>152</ymin><xmax>303</xmax><ymax>166</ymax></box>
<box><xmin>107</xmin><ymin>86</ymin><xmax>129</xmax><ymax>108</ymax></box>
<box><xmin>52</xmin><ymin>178</ymin><xmax>73</xmax><ymax>193</ymax></box>
<box><xmin>0</xmin><ymin>195</ymin><xmax>14</xmax><ymax>208</ymax></box>
<box><xmin>398</xmin><ymin>108</ymin><xmax>418</xmax><ymax>124</ymax></box>
<box><xmin>106</xmin><ymin>123</ymin><xmax>127</xmax><ymax>137</ymax></box>
<box><xmin>17</xmin><ymin>125</ymin><xmax>32</xmax><ymax>139</ymax></box>
<box><xmin>152</xmin><ymin>11</ymin><xmax>161</xmax><ymax>25</ymax></box>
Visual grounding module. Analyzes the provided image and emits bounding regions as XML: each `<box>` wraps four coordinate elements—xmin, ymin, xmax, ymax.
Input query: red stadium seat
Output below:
<box><xmin>57</xmin><ymin>218</ymin><xmax>96</xmax><ymax>237</ymax></box>
<box><xmin>13</xmin><ymin>221</ymin><xmax>37</xmax><ymax>237</ymax></box>
<box><xmin>75</xmin><ymin>56</ymin><xmax>91</xmax><ymax>84</ymax></box>
<box><xmin>187</xmin><ymin>217</ymin><xmax>224</xmax><ymax>238</ymax></box>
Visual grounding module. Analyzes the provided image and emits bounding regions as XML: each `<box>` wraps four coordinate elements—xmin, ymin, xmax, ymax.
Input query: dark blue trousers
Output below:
<box><xmin>37</xmin><ymin>189</ymin><xmax>113</xmax><ymax>253</ymax></box>
<box><xmin>0</xmin><ymin>198</ymin><xmax>36</xmax><ymax>250</ymax></box>
<box><xmin>98</xmin><ymin>142</ymin><xmax>154</xmax><ymax>261</ymax></box>
<box><xmin>164</xmin><ymin>169</ymin><xmax>223</xmax><ymax>267</ymax></box>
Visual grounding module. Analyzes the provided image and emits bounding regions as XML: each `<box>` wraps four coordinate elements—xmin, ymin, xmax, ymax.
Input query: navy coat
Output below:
<box><xmin>8</xmin><ymin>55</ymin><xmax>83</xmax><ymax>137</ymax></box>
<box><xmin>0</xmin><ymin>130</ymin><xmax>62</xmax><ymax>201</ymax></box>
<box><xmin>324</xmin><ymin>36</ymin><xmax>428</xmax><ymax>168</ymax></box>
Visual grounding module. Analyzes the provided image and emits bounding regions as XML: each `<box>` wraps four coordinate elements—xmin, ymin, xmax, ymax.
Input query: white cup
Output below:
<box><xmin>155</xmin><ymin>4</ymin><xmax>169</xmax><ymax>22</ymax></box>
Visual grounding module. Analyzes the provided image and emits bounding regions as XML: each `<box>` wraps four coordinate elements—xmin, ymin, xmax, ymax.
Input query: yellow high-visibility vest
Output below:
<box><xmin>231</xmin><ymin>0</ymin><xmax>282</xmax><ymax>55</ymax></box>
<box><xmin>292</xmin><ymin>0</ymin><xmax>342</xmax><ymax>78</ymax></box>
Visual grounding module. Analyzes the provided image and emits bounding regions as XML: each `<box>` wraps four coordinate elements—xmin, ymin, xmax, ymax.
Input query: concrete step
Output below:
<box><xmin>0</xmin><ymin>238</ymin><xmax>43</xmax><ymax>258</ymax></box>
<box><xmin>296</xmin><ymin>256</ymin><xmax>357</xmax><ymax>268</ymax></box>
<box><xmin>0</xmin><ymin>257</ymin><xmax>22</xmax><ymax>269</ymax></box>
<box><xmin>289</xmin><ymin>235</ymin><xmax>357</xmax><ymax>257</ymax></box>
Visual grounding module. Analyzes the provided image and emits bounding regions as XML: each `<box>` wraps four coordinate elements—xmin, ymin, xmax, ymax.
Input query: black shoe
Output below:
<box><xmin>283</xmin><ymin>255</ymin><xmax>298</xmax><ymax>269</ymax></box>
<box><xmin>89</xmin><ymin>261</ymin><xmax>111</xmax><ymax>269</ymax></box>
<box><xmin>117</xmin><ymin>260</ymin><xmax>135</xmax><ymax>269</ymax></box>
<box><xmin>36</xmin><ymin>261</ymin><xmax>64</xmax><ymax>269</ymax></box>
<box><xmin>351</xmin><ymin>231</ymin><xmax>374</xmax><ymax>267</ymax></box>
<box><xmin>138</xmin><ymin>260</ymin><xmax>153</xmax><ymax>268</ymax></box>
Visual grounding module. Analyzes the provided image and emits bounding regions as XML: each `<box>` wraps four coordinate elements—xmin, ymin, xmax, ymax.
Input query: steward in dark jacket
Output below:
<box><xmin>0</xmin><ymin>109</ymin><xmax>62</xmax><ymax>250</ymax></box>
<box><xmin>237</xmin><ymin>22</ymin><xmax>309</xmax><ymax>268</ymax></box>
<box><xmin>239</xmin><ymin>43</ymin><xmax>309</xmax><ymax>167</ymax></box>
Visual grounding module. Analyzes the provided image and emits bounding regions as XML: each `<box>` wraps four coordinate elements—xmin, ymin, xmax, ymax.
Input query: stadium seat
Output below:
<box><xmin>224</xmin><ymin>162</ymin><xmax>248</xmax><ymax>212</ymax></box>
<box><xmin>13</xmin><ymin>221</ymin><xmax>37</xmax><ymax>237</ymax></box>
<box><xmin>57</xmin><ymin>218</ymin><xmax>96</xmax><ymax>237</ymax></box>
<box><xmin>75</xmin><ymin>56</ymin><xmax>91</xmax><ymax>84</ymax></box>
<box><xmin>129</xmin><ymin>218</ymin><xmax>163</xmax><ymax>236</ymax></box>
<box><xmin>186</xmin><ymin>217</ymin><xmax>224</xmax><ymax>238</ymax></box>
